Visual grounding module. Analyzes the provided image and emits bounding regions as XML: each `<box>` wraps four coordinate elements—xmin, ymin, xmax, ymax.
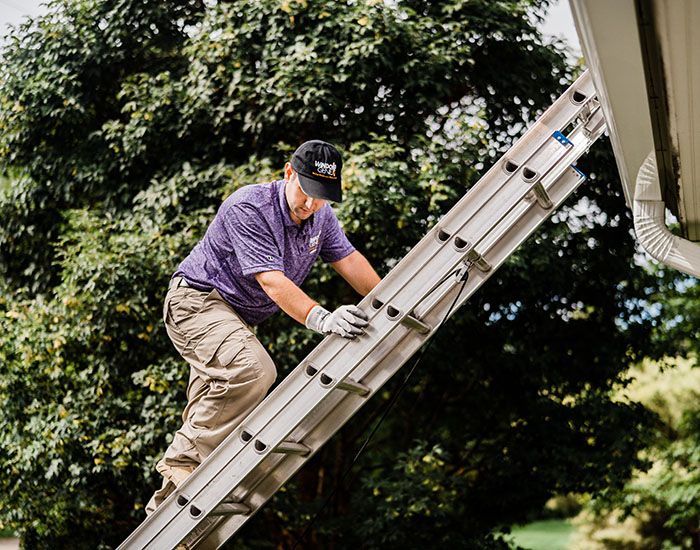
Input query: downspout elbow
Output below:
<box><xmin>633</xmin><ymin>152</ymin><xmax>700</xmax><ymax>277</ymax></box>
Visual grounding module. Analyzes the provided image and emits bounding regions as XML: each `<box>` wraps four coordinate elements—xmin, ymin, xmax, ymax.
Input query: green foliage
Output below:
<box><xmin>0</xmin><ymin>0</ymin><xmax>679</xmax><ymax>548</ymax></box>
<box><xmin>573</xmin><ymin>359</ymin><xmax>700</xmax><ymax>549</ymax></box>
<box><xmin>0</xmin><ymin>208</ymin><xmax>188</xmax><ymax>548</ymax></box>
<box><xmin>0</xmin><ymin>170</ymin><xmax>62</xmax><ymax>292</ymax></box>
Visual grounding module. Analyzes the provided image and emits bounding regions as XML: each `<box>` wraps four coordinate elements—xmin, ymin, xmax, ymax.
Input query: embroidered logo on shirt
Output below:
<box><xmin>308</xmin><ymin>233</ymin><xmax>320</xmax><ymax>254</ymax></box>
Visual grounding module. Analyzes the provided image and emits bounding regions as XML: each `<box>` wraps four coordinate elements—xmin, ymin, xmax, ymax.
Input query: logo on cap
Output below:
<box><xmin>313</xmin><ymin>160</ymin><xmax>337</xmax><ymax>179</ymax></box>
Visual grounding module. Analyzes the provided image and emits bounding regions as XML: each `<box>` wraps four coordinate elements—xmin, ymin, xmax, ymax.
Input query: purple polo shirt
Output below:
<box><xmin>174</xmin><ymin>179</ymin><xmax>355</xmax><ymax>326</ymax></box>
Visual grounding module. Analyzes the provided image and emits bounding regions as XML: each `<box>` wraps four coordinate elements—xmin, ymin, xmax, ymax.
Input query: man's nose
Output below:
<box><xmin>304</xmin><ymin>196</ymin><xmax>313</xmax><ymax>209</ymax></box>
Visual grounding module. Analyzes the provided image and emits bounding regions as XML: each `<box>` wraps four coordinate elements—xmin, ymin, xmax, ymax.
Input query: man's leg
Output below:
<box><xmin>146</xmin><ymin>285</ymin><xmax>276</xmax><ymax>515</ymax></box>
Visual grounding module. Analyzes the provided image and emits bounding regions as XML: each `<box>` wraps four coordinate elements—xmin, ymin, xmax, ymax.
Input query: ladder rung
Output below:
<box><xmin>532</xmin><ymin>182</ymin><xmax>553</xmax><ymax>209</ymax></box>
<box><xmin>273</xmin><ymin>440</ymin><xmax>311</xmax><ymax>456</ymax></box>
<box><xmin>399</xmin><ymin>314</ymin><xmax>431</xmax><ymax>334</ymax></box>
<box><xmin>466</xmin><ymin>249</ymin><xmax>491</xmax><ymax>272</ymax></box>
<box><xmin>583</xmin><ymin>103</ymin><xmax>605</xmax><ymax>137</ymax></box>
<box><xmin>210</xmin><ymin>500</ymin><xmax>251</xmax><ymax>516</ymax></box>
<box><xmin>336</xmin><ymin>378</ymin><xmax>371</xmax><ymax>396</ymax></box>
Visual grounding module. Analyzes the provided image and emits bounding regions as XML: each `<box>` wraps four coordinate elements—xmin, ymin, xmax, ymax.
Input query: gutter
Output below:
<box><xmin>633</xmin><ymin>151</ymin><xmax>700</xmax><ymax>277</ymax></box>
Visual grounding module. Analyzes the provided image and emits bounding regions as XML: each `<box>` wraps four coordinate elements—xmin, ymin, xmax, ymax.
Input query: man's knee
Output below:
<box><xmin>242</xmin><ymin>339</ymin><xmax>277</xmax><ymax>394</ymax></box>
<box><xmin>256</xmin><ymin>350</ymin><xmax>277</xmax><ymax>393</ymax></box>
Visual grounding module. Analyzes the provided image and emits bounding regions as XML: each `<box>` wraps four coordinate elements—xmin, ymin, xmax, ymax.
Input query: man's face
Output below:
<box><xmin>285</xmin><ymin>167</ymin><xmax>327</xmax><ymax>224</ymax></box>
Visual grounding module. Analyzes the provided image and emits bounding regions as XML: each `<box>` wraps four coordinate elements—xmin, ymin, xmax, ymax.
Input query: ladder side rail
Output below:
<box><xmin>158</xmin><ymin>115</ymin><xmax>591</xmax><ymax>522</ymax></box>
<box><xmin>187</xmin><ymin>120</ymin><xmax>605</xmax><ymax>548</ymax></box>
<box><xmin>121</xmin><ymin>110</ymin><xmax>600</xmax><ymax>550</ymax></box>
<box><xmin>191</xmin><ymin>112</ymin><xmax>607</xmax><ymax>548</ymax></box>
<box><xmin>119</xmin><ymin>119</ymin><xmax>596</xmax><ymax>550</ymax></box>
<box><xmin>131</xmin><ymin>139</ymin><xmax>584</xmax><ymax>548</ymax></box>
<box><xmin>195</xmin><ymin>145</ymin><xmax>605</xmax><ymax>549</ymax></box>
<box><xmin>117</xmin><ymin>72</ymin><xmax>600</xmax><ymax>550</ymax></box>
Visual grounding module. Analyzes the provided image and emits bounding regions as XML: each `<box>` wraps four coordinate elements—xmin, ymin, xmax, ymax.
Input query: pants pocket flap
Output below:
<box><xmin>193</xmin><ymin>323</ymin><xmax>246</xmax><ymax>367</ymax></box>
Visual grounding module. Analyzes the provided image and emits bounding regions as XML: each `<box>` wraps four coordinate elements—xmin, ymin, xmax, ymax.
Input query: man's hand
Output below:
<box><xmin>305</xmin><ymin>304</ymin><xmax>369</xmax><ymax>339</ymax></box>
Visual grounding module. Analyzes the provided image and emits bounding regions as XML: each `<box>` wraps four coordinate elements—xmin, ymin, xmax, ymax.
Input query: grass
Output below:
<box><xmin>509</xmin><ymin>519</ymin><xmax>575</xmax><ymax>550</ymax></box>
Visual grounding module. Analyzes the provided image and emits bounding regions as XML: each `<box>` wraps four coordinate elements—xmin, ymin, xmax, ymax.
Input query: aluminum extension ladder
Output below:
<box><xmin>119</xmin><ymin>69</ymin><xmax>607</xmax><ymax>550</ymax></box>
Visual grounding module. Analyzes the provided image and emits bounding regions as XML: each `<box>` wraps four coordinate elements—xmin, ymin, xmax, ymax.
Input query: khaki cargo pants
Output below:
<box><xmin>145</xmin><ymin>277</ymin><xmax>277</xmax><ymax>515</ymax></box>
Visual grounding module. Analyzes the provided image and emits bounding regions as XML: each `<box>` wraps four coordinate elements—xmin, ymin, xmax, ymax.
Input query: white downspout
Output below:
<box><xmin>633</xmin><ymin>151</ymin><xmax>700</xmax><ymax>277</ymax></box>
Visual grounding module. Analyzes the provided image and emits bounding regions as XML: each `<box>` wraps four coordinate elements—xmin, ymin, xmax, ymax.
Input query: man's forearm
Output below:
<box><xmin>331</xmin><ymin>251</ymin><xmax>381</xmax><ymax>296</ymax></box>
<box><xmin>255</xmin><ymin>271</ymin><xmax>317</xmax><ymax>325</ymax></box>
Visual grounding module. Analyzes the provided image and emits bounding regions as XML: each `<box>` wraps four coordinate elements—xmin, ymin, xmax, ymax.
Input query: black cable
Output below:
<box><xmin>293</xmin><ymin>271</ymin><xmax>470</xmax><ymax>548</ymax></box>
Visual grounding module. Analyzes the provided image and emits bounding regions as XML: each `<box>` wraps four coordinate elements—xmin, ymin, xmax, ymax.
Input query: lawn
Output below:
<box><xmin>508</xmin><ymin>519</ymin><xmax>576</xmax><ymax>550</ymax></box>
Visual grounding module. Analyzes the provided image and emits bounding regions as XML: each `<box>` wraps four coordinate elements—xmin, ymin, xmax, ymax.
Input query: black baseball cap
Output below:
<box><xmin>290</xmin><ymin>140</ymin><xmax>343</xmax><ymax>203</ymax></box>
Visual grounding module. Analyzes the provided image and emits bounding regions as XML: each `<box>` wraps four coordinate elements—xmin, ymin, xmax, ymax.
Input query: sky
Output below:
<box><xmin>0</xmin><ymin>0</ymin><xmax>582</xmax><ymax>51</ymax></box>
<box><xmin>540</xmin><ymin>0</ymin><xmax>581</xmax><ymax>55</ymax></box>
<box><xmin>0</xmin><ymin>0</ymin><xmax>44</xmax><ymax>34</ymax></box>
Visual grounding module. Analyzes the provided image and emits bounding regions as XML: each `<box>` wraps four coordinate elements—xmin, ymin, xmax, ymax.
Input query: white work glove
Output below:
<box><xmin>305</xmin><ymin>304</ymin><xmax>369</xmax><ymax>339</ymax></box>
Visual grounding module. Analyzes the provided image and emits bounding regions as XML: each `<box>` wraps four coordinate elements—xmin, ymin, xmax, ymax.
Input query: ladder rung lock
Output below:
<box><xmin>503</xmin><ymin>159</ymin><xmax>519</xmax><ymax>174</ymax></box>
<box><xmin>532</xmin><ymin>182</ymin><xmax>553</xmax><ymax>209</ymax></box>
<box><xmin>522</xmin><ymin>166</ymin><xmax>538</xmax><ymax>182</ymax></box>
<box><xmin>273</xmin><ymin>440</ymin><xmax>311</xmax><ymax>456</ymax></box>
<box><xmin>240</xmin><ymin>430</ymin><xmax>253</xmax><ymax>442</ymax></box>
<box><xmin>466</xmin><ymin>249</ymin><xmax>492</xmax><ymax>272</ymax></box>
<box><xmin>453</xmin><ymin>236</ymin><xmax>470</xmax><ymax>251</ymax></box>
<box><xmin>371</xmin><ymin>297</ymin><xmax>385</xmax><ymax>309</ymax></box>
<box><xmin>211</xmin><ymin>501</ymin><xmax>251</xmax><ymax>516</ymax></box>
<box><xmin>189</xmin><ymin>505</ymin><xmax>202</xmax><ymax>519</ymax></box>
<box><xmin>177</xmin><ymin>495</ymin><xmax>189</xmax><ymax>507</ymax></box>
<box><xmin>254</xmin><ymin>440</ymin><xmax>267</xmax><ymax>452</ymax></box>
<box><xmin>400</xmin><ymin>314</ymin><xmax>431</xmax><ymax>335</ymax></box>
<box><xmin>336</xmin><ymin>378</ymin><xmax>371</xmax><ymax>396</ymax></box>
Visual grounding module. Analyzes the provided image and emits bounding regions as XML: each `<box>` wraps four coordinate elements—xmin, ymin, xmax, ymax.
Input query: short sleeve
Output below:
<box><xmin>320</xmin><ymin>208</ymin><xmax>356</xmax><ymax>263</ymax></box>
<box><xmin>223</xmin><ymin>203</ymin><xmax>285</xmax><ymax>276</ymax></box>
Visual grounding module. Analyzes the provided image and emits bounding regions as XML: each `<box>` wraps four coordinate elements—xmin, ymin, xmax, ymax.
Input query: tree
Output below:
<box><xmin>0</xmin><ymin>1</ymin><xmax>665</xmax><ymax>548</ymax></box>
<box><xmin>572</xmin><ymin>359</ymin><xmax>700</xmax><ymax>549</ymax></box>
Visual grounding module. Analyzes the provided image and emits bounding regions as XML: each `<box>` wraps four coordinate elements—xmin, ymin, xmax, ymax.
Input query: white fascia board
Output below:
<box><xmin>568</xmin><ymin>0</ymin><xmax>655</xmax><ymax>207</ymax></box>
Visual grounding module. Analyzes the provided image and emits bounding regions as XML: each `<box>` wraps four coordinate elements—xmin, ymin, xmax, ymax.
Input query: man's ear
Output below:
<box><xmin>283</xmin><ymin>162</ymin><xmax>293</xmax><ymax>180</ymax></box>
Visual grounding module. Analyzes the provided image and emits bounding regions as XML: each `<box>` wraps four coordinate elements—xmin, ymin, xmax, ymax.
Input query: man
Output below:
<box><xmin>146</xmin><ymin>140</ymin><xmax>381</xmax><ymax>515</ymax></box>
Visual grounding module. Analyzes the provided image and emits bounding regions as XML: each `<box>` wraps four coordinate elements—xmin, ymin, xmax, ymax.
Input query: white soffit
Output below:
<box><xmin>569</xmin><ymin>0</ymin><xmax>654</xmax><ymax>207</ymax></box>
<box><xmin>652</xmin><ymin>0</ymin><xmax>700</xmax><ymax>241</ymax></box>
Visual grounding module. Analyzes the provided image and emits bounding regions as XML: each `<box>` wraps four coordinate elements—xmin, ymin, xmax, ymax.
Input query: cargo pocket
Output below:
<box><xmin>192</xmin><ymin>324</ymin><xmax>257</xmax><ymax>384</ymax></box>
